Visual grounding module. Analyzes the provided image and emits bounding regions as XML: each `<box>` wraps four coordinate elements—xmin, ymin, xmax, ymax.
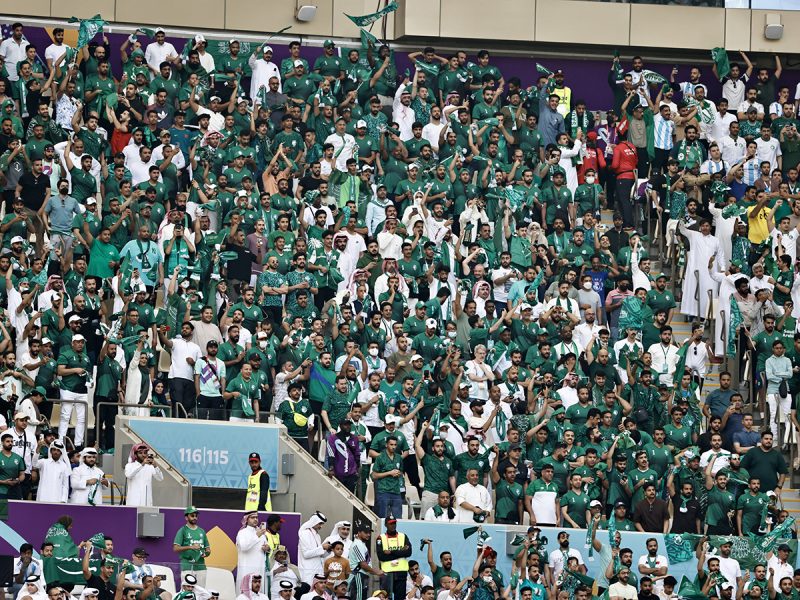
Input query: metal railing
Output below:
<box><xmin>95</xmin><ymin>402</ymin><xmax>174</xmax><ymax>450</ymax></box>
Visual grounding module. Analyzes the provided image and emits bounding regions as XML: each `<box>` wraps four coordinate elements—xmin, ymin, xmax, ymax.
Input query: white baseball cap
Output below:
<box><xmin>263</xmin><ymin>45</ymin><xmax>273</xmax><ymax>54</ymax></box>
<box><xmin>356</xmin><ymin>120</ymin><xmax>367</xmax><ymax>128</ymax></box>
<box><xmin>411</xmin><ymin>354</ymin><xmax>423</xmax><ymax>362</ymax></box>
<box><xmin>72</xmin><ymin>334</ymin><xmax>86</xmax><ymax>342</ymax></box>
<box><xmin>293</xmin><ymin>59</ymin><xmax>304</xmax><ymax>67</ymax></box>
<box><xmin>68</xmin><ymin>315</ymin><xmax>82</xmax><ymax>323</ymax></box>
<box><xmin>10</xmin><ymin>236</ymin><xmax>24</xmax><ymax>244</ymax></box>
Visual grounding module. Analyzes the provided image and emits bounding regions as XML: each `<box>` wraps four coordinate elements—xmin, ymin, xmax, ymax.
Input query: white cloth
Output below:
<box><xmin>322</xmin><ymin>521</ymin><xmax>352</xmax><ymax>560</ymax></box>
<box><xmin>297</xmin><ymin>514</ymin><xmax>326</xmax><ymax>584</ymax></box>
<box><xmin>709</xmin><ymin>270</ymin><xmax>743</xmax><ymax>356</ymax></box>
<box><xmin>36</xmin><ymin>452</ymin><xmax>70</xmax><ymax>503</ymax></box>
<box><xmin>679</xmin><ymin>224</ymin><xmax>722</xmax><ymax>319</ymax></box>
<box><xmin>719</xmin><ymin>135</ymin><xmax>746</xmax><ymax>165</ymax></box>
<box><xmin>708</xmin><ymin>202</ymin><xmax>737</xmax><ymax>264</ymax></box>
<box><xmin>453</xmin><ymin>482</ymin><xmax>492</xmax><ymax>523</ymax></box>
<box><xmin>558</xmin><ymin>140</ymin><xmax>583</xmax><ymax>194</ymax></box>
<box><xmin>710</xmin><ymin>112</ymin><xmax>737</xmax><ymax>144</ymax></box>
<box><xmin>393</xmin><ymin>87</ymin><xmax>416</xmax><ymax>141</ymax></box>
<box><xmin>124</xmin><ymin>461</ymin><xmax>163</xmax><ymax>507</ymax></box>
<box><xmin>699</xmin><ymin>449</ymin><xmax>730</xmax><ymax>475</ymax></box>
<box><xmin>685</xmin><ymin>340</ymin><xmax>710</xmax><ymax>379</ymax></box>
<box><xmin>607</xmin><ymin>582</ymin><xmax>638</xmax><ymax>600</ymax></box>
<box><xmin>236</xmin><ymin>525</ymin><xmax>267</xmax><ymax>590</ymax></box>
<box><xmin>323</xmin><ymin>133</ymin><xmax>357</xmax><ymax>172</ymax></box>
<box><xmin>124</xmin><ymin>349</ymin><xmax>152</xmax><ymax>415</ymax></box>
<box><xmin>755</xmin><ymin>137</ymin><xmax>782</xmax><ymax>172</ymax></box>
<box><xmin>69</xmin><ymin>462</ymin><xmax>105</xmax><ymax>504</ymax></box>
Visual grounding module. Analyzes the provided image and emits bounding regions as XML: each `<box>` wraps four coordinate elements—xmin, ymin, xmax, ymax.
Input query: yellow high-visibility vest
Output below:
<box><xmin>245</xmin><ymin>469</ymin><xmax>272</xmax><ymax>511</ymax></box>
<box><xmin>379</xmin><ymin>533</ymin><xmax>409</xmax><ymax>572</ymax></box>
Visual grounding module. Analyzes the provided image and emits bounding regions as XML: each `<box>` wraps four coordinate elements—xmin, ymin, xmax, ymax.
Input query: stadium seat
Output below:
<box><xmin>149</xmin><ymin>564</ymin><xmax>177</xmax><ymax>594</ymax></box>
<box><xmin>205</xmin><ymin>566</ymin><xmax>236</xmax><ymax>600</ymax></box>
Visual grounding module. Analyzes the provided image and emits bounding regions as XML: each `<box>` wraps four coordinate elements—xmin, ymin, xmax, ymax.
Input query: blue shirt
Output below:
<box><xmin>45</xmin><ymin>194</ymin><xmax>81</xmax><ymax>234</ymax></box>
<box><xmin>705</xmin><ymin>388</ymin><xmax>735</xmax><ymax>418</ymax></box>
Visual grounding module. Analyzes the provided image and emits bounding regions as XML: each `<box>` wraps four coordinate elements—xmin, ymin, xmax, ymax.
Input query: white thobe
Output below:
<box><xmin>124</xmin><ymin>461</ymin><xmax>163</xmax><ymax>507</ymax></box>
<box><xmin>69</xmin><ymin>463</ymin><xmax>105</xmax><ymax>504</ymax></box>
<box><xmin>647</xmin><ymin>343</ymin><xmax>681</xmax><ymax>387</ymax></box>
<box><xmin>249</xmin><ymin>57</ymin><xmax>282</xmax><ymax>99</ymax></box>
<box><xmin>709</xmin><ymin>270</ymin><xmax>744</xmax><ymax>356</ymax></box>
<box><xmin>236</xmin><ymin>526</ymin><xmax>267</xmax><ymax>590</ymax></box>
<box><xmin>679</xmin><ymin>224</ymin><xmax>722</xmax><ymax>319</ymax></box>
<box><xmin>453</xmin><ymin>482</ymin><xmax>492</xmax><ymax>523</ymax></box>
<box><xmin>708</xmin><ymin>202</ymin><xmax>736</xmax><ymax>263</ymax></box>
<box><xmin>558</xmin><ymin>140</ymin><xmax>583</xmax><ymax>194</ymax></box>
<box><xmin>36</xmin><ymin>457</ymin><xmax>70</xmax><ymax>502</ymax></box>
<box><xmin>297</xmin><ymin>527</ymin><xmax>325</xmax><ymax>584</ymax></box>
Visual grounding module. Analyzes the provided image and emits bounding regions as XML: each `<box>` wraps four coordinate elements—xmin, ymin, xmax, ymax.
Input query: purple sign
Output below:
<box><xmin>1</xmin><ymin>501</ymin><xmax>300</xmax><ymax>575</ymax></box>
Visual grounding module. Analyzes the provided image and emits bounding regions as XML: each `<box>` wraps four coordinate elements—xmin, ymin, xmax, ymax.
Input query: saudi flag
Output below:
<box><xmin>754</xmin><ymin>516</ymin><xmax>795</xmax><ymax>553</ymax></box>
<box><xmin>678</xmin><ymin>576</ymin><xmax>707</xmax><ymax>600</ymax></box>
<box><xmin>495</xmin><ymin>410</ymin><xmax>507</xmax><ymax>440</ymax></box>
<box><xmin>345</xmin><ymin>2</ymin><xmax>399</xmax><ymax>27</ymax></box>
<box><xmin>134</xmin><ymin>27</ymin><xmax>157</xmax><ymax>39</ymax></box>
<box><xmin>664</xmin><ymin>533</ymin><xmax>704</xmax><ymax>564</ymax></box>
<box><xmin>360</xmin><ymin>28</ymin><xmax>380</xmax><ymax>49</ymax></box>
<box><xmin>414</xmin><ymin>60</ymin><xmax>440</xmax><ymax>78</ymax></box>
<box><xmin>67</xmin><ymin>14</ymin><xmax>107</xmax><ymax>50</ymax></box>
<box><xmin>536</xmin><ymin>63</ymin><xmax>553</xmax><ymax>76</ymax></box>
<box><xmin>727</xmin><ymin>296</ymin><xmax>743</xmax><ymax>358</ymax></box>
<box><xmin>707</xmin><ymin>534</ymin><xmax>798</xmax><ymax>570</ymax></box>
<box><xmin>43</xmin><ymin>522</ymin><xmax>99</xmax><ymax>584</ymax></box>
<box><xmin>711</xmin><ymin>48</ymin><xmax>730</xmax><ymax>80</ymax></box>
<box><xmin>641</xmin><ymin>69</ymin><xmax>668</xmax><ymax>86</ymax></box>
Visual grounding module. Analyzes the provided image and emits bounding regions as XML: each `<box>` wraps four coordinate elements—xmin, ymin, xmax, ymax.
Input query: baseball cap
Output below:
<box><xmin>10</xmin><ymin>236</ymin><xmax>24</xmax><ymax>244</ymax></box>
<box><xmin>323</xmin><ymin>39</ymin><xmax>335</xmax><ymax>48</ymax></box>
<box><xmin>68</xmin><ymin>315</ymin><xmax>82</xmax><ymax>323</ymax></box>
<box><xmin>184</xmin><ymin>506</ymin><xmax>198</xmax><ymax>516</ymax></box>
<box><xmin>356</xmin><ymin>119</ymin><xmax>367</xmax><ymax>128</ymax></box>
<box><xmin>425</xmin><ymin>318</ymin><xmax>437</xmax><ymax>329</ymax></box>
<box><xmin>411</xmin><ymin>354</ymin><xmax>424</xmax><ymax>362</ymax></box>
<box><xmin>133</xmin><ymin>547</ymin><xmax>149</xmax><ymax>557</ymax></box>
<box><xmin>458</xmin><ymin>382</ymin><xmax>471</xmax><ymax>389</ymax></box>
<box><xmin>385</xmin><ymin>415</ymin><xmax>398</xmax><ymax>426</ymax></box>
<box><xmin>520</xmin><ymin>303</ymin><xmax>533</xmax><ymax>311</ymax></box>
<box><xmin>248</xmin><ymin>452</ymin><xmax>261</xmax><ymax>461</ymax></box>
<box><xmin>293</xmin><ymin>59</ymin><xmax>304</xmax><ymax>67</ymax></box>
<box><xmin>209</xmin><ymin>95</ymin><xmax>222</xmax><ymax>103</ymax></box>
<box><xmin>263</xmin><ymin>45</ymin><xmax>273</xmax><ymax>53</ymax></box>
<box><xmin>589</xmin><ymin>499</ymin><xmax>602</xmax><ymax>508</ymax></box>
<box><xmin>86</xmin><ymin>197</ymin><xmax>97</xmax><ymax>206</ymax></box>
<box><xmin>13</xmin><ymin>412</ymin><xmax>29</xmax><ymax>421</ymax></box>
<box><xmin>41</xmin><ymin>337</ymin><xmax>53</xmax><ymax>345</ymax></box>
<box><xmin>72</xmin><ymin>334</ymin><xmax>86</xmax><ymax>342</ymax></box>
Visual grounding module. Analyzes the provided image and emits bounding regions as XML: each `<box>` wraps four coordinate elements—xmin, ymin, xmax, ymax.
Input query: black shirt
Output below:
<box><xmin>669</xmin><ymin>493</ymin><xmax>701</xmax><ymax>534</ymax></box>
<box><xmin>85</xmin><ymin>574</ymin><xmax>116</xmax><ymax>600</ymax></box>
<box><xmin>298</xmin><ymin>175</ymin><xmax>323</xmax><ymax>193</ymax></box>
<box><xmin>17</xmin><ymin>171</ymin><xmax>50</xmax><ymax>211</ymax></box>
<box><xmin>605</xmin><ymin>228</ymin><xmax>630</xmax><ymax>257</ymax></box>
<box><xmin>225</xmin><ymin>245</ymin><xmax>256</xmax><ymax>282</ymax></box>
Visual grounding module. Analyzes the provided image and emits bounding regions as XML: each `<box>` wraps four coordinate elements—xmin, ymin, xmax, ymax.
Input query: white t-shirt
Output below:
<box><xmin>607</xmin><ymin>582</ymin><xmax>638</xmax><ymax>600</ymax></box>
<box><xmin>168</xmin><ymin>337</ymin><xmax>201</xmax><ymax>380</ymax></box>
<box><xmin>636</xmin><ymin>554</ymin><xmax>669</xmax><ymax>592</ymax></box>
<box><xmin>770</xmin><ymin>228</ymin><xmax>799</xmax><ymax>264</ymax></box>
<box><xmin>710</xmin><ymin>112</ymin><xmax>737</xmax><ymax>143</ymax></box>
<box><xmin>707</xmin><ymin>556</ymin><xmax>742</xmax><ymax>595</ymax></box>
<box><xmin>45</xmin><ymin>43</ymin><xmax>67</xmax><ymax>67</ymax></box>
<box><xmin>547</xmin><ymin>547</ymin><xmax>584</xmax><ymax>579</ymax></box>
<box><xmin>145</xmin><ymin>41</ymin><xmax>178</xmax><ymax>70</ymax></box>
<box><xmin>755</xmin><ymin>136</ymin><xmax>782</xmax><ymax>171</ymax></box>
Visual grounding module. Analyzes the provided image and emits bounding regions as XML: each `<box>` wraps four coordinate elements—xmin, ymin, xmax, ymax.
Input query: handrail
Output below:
<box><xmin>720</xmin><ymin>308</ymin><xmax>727</xmax><ymax>373</ymax></box>
<box><xmin>175</xmin><ymin>403</ymin><xmax>189</xmax><ymax>419</ymax></box>
<box><xmin>96</xmin><ymin>402</ymin><xmax>174</xmax><ymax>450</ymax></box>
<box><xmin>706</xmin><ymin>289</ymin><xmax>713</xmax><ymax>322</ymax></box>
<box><xmin>694</xmin><ymin>270</ymin><xmax>700</xmax><ymax>303</ymax></box>
<box><xmin>53</xmin><ymin>397</ymin><xmax>90</xmax><ymax>447</ymax></box>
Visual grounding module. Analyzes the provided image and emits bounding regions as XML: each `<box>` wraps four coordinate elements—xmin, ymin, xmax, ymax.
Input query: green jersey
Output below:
<box><xmin>373</xmin><ymin>451</ymin><xmax>403</xmax><ymax>494</ymax></box>
<box><xmin>172</xmin><ymin>525</ymin><xmax>209</xmax><ymax>571</ymax></box>
<box><xmin>57</xmin><ymin>348</ymin><xmax>91</xmax><ymax>393</ymax></box>
<box><xmin>737</xmin><ymin>491</ymin><xmax>769</xmax><ymax>535</ymax></box>
<box><xmin>421</xmin><ymin>453</ymin><xmax>454</xmax><ymax>494</ymax></box>
<box><xmin>496</xmin><ymin>479</ymin><xmax>524</xmax><ymax>523</ymax></box>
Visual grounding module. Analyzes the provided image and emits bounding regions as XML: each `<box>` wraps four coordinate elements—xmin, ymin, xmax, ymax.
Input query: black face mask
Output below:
<box><xmin>59</xmin><ymin>186</ymin><xmax>69</xmax><ymax>194</ymax></box>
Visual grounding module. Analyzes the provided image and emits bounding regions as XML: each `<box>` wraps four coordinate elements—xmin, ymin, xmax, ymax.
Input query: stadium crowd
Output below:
<box><xmin>0</xmin><ymin>11</ymin><xmax>800</xmax><ymax>600</ymax></box>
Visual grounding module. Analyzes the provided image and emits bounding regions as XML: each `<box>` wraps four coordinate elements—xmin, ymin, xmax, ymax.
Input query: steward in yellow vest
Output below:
<box><xmin>375</xmin><ymin>515</ymin><xmax>412</xmax><ymax>600</ymax></box>
<box><xmin>245</xmin><ymin>452</ymin><xmax>272</xmax><ymax>511</ymax></box>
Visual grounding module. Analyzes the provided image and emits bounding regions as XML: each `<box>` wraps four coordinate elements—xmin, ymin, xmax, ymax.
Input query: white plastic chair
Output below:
<box><xmin>205</xmin><ymin>567</ymin><xmax>236</xmax><ymax>600</ymax></box>
<box><xmin>149</xmin><ymin>564</ymin><xmax>177</xmax><ymax>594</ymax></box>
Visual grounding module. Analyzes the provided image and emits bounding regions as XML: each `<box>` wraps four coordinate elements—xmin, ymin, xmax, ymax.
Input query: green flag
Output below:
<box><xmin>536</xmin><ymin>63</ymin><xmax>553</xmax><ymax>76</ymax></box>
<box><xmin>218</xmin><ymin>251</ymin><xmax>240</xmax><ymax>262</ymax></box>
<box><xmin>462</xmin><ymin>526</ymin><xmax>480</xmax><ymax>539</ymax></box>
<box><xmin>510</xmin><ymin>533</ymin><xmax>526</xmax><ymax>546</ymax></box>
<box><xmin>727</xmin><ymin>296</ymin><xmax>743</xmax><ymax>358</ymax></box>
<box><xmin>360</xmin><ymin>28</ymin><xmax>380</xmax><ymax>49</ymax></box>
<box><xmin>678</xmin><ymin>576</ymin><xmax>707</xmax><ymax>600</ymax></box>
<box><xmin>673</xmin><ymin>343</ymin><xmax>689</xmax><ymax>386</ymax></box>
<box><xmin>135</xmin><ymin>27</ymin><xmax>157</xmax><ymax>39</ymax></box>
<box><xmin>258</xmin><ymin>26</ymin><xmax>293</xmax><ymax>51</ymax></box>
<box><xmin>641</xmin><ymin>69</ymin><xmax>668</xmax><ymax>86</ymax></box>
<box><xmin>414</xmin><ymin>60</ymin><xmax>440</xmax><ymax>78</ymax></box>
<box><xmin>345</xmin><ymin>2</ymin><xmax>399</xmax><ymax>27</ymax></box>
<box><xmin>754</xmin><ymin>516</ymin><xmax>795</xmax><ymax>553</ymax></box>
<box><xmin>664</xmin><ymin>533</ymin><xmax>704</xmax><ymax>564</ymax></box>
<box><xmin>529</xmin><ymin>268</ymin><xmax>545</xmax><ymax>294</ymax></box>
<box><xmin>711</xmin><ymin>48</ymin><xmax>730</xmax><ymax>80</ymax></box>
<box><xmin>495</xmin><ymin>410</ymin><xmax>507</xmax><ymax>439</ymax></box>
<box><xmin>618</xmin><ymin>296</ymin><xmax>645</xmax><ymax>334</ymax></box>
<box><xmin>43</xmin><ymin>521</ymin><xmax>94</xmax><ymax>584</ymax></box>
<box><xmin>88</xmin><ymin>532</ymin><xmax>106</xmax><ymax>547</ymax></box>
<box><xmin>67</xmin><ymin>14</ymin><xmax>107</xmax><ymax>50</ymax></box>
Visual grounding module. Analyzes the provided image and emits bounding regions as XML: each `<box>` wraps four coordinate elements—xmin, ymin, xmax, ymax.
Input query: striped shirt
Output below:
<box><xmin>743</xmin><ymin>159</ymin><xmax>760</xmax><ymax>185</ymax></box>
<box><xmin>680</xmin><ymin>81</ymin><xmax>700</xmax><ymax>97</ymax></box>
<box><xmin>348</xmin><ymin>538</ymin><xmax>369</xmax><ymax>573</ymax></box>
<box><xmin>653</xmin><ymin>114</ymin><xmax>675</xmax><ymax>150</ymax></box>
<box><xmin>700</xmin><ymin>159</ymin><xmax>729</xmax><ymax>175</ymax></box>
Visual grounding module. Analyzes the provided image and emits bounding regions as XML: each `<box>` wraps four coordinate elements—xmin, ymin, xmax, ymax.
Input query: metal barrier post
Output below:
<box><xmin>95</xmin><ymin>402</ymin><xmax>173</xmax><ymax>449</ymax></box>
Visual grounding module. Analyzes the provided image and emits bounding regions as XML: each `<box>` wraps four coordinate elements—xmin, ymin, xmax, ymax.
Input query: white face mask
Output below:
<box><xmin>585</xmin><ymin>176</ymin><xmax>596</xmax><ymax>184</ymax></box>
<box><xmin>368</xmin><ymin>347</ymin><xmax>379</xmax><ymax>357</ymax></box>
<box><xmin>482</xmin><ymin>576</ymin><xmax>493</xmax><ymax>583</ymax></box>
<box><xmin>583</xmin><ymin>282</ymin><xmax>592</xmax><ymax>291</ymax></box>
<box><xmin>447</xmin><ymin>331</ymin><xmax>457</xmax><ymax>339</ymax></box>
<box><xmin>258</xmin><ymin>341</ymin><xmax>267</xmax><ymax>349</ymax></box>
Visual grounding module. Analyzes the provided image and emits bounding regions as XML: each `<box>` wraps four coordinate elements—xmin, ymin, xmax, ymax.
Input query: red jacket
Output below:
<box><xmin>578</xmin><ymin>147</ymin><xmax>606</xmax><ymax>184</ymax></box>
<box><xmin>611</xmin><ymin>141</ymin><xmax>638</xmax><ymax>180</ymax></box>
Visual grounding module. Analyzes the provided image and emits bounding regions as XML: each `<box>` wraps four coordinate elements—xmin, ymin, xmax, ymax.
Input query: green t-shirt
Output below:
<box><xmin>496</xmin><ymin>479</ymin><xmax>524</xmax><ymax>522</ymax></box>
<box><xmin>421</xmin><ymin>453</ymin><xmax>454</xmax><ymax>495</ymax></box>
<box><xmin>0</xmin><ymin>451</ymin><xmax>24</xmax><ymax>495</ymax></box>
<box><xmin>373</xmin><ymin>451</ymin><xmax>403</xmax><ymax>494</ymax></box>
<box><xmin>705</xmin><ymin>485</ymin><xmax>736</xmax><ymax>527</ymax></box>
<box><xmin>627</xmin><ymin>467</ymin><xmax>658</xmax><ymax>506</ymax></box>
<box><xmin>277</xmin><ymin>398</ymin><xmax>312</xmax><ymax>439</ymax></box>
<box><xmin>642</xmin><ymin>442</ymin><xmax>673</xmax><ymax>479</ymax></box>
<box><xmin>172</xmin><ymin>525</ymin><xmax>209</xmax><ymax>571</ymax></box>
<box><xmin>664</xmin><ymin>423</ymin><xmax>693</xmax><ymax>451</ymax></box>
<box><xmin>226</xmin><ymin>375</ymin><xmax>260</xmax><ymax>418</ymax></box>
<box><xmin>559</xmin><ymin>490</ymin><xmax>591</xmax><ymax>528</ymax></box>
<box><xmin>57</xmin><ymin>348</ymin><xmax>91</xmax><ymax>393</ymax></box>
<box><xmin>737</xmin><ymin>491</ymin><xmax>769</xmax><ymax>534</ymax></box>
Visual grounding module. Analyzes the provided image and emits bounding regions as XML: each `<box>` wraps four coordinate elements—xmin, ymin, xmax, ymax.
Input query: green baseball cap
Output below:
<box><xmin>184</xmin><ymin>506</ymin><xmax>198</xmax><ymax>515</ymax></box>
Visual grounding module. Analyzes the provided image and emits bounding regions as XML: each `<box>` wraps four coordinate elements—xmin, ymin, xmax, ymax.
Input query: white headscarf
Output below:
<box><xmin>299</xmin><ymin>511</ymin><xmax>327</xmax><ymax>532</ymax></box>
